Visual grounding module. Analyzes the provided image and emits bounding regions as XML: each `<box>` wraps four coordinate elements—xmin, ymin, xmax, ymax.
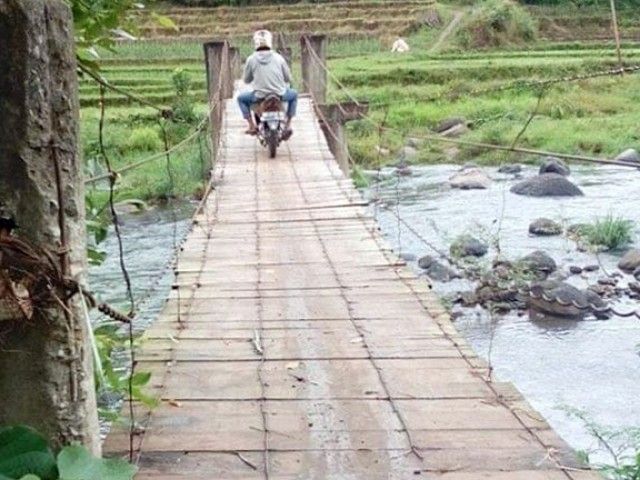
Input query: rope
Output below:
<box><xmin>98</xmin><ymin>84</ymin><xmax>137</xmax><ymax>462</ymax></box>
<box><xmin>380</xmin><ymin>128</ymin><xmax>640</xmax><ymax>168</ymax></box>
<box><xmin>84</xmin><ymin>105</ymin><xmax>216</xmax><ymax>184</ymax></box>
<box><xmin>303</xmin><ymin>36</ymin><xmax>363</xmax><ymax>107</ymax></box>
<box><xmin>305</xmin><ymin>37</ymin><xmax>640</xmax><ymax>317</ymax></box>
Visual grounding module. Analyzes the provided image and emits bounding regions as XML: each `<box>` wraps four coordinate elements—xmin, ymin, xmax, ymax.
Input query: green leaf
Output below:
<box><xmin>87</xmin><ymin>248</ymin><xmax>107</xmax><ymax>266</ymax></box>
<box><xmin>19</xmin><ymin>476</ymin><xmax>41</xmax><ymax>480</ymax></box>
<box><xmin>0</xmin><ymin>427</ymin><xmax>57</xmax><ymax>480</ymax></box>
<box><xmin>57</xmin><ymin>446</ymin><xmax>136</xmax><ymax>480</ymax></box>
<box><xmin>131</xmin><ymin>387</ymin><xmax>159</xmax><ymax>409</ymax></box>
<box><xmin>151</xmin><ymin>12</ymin><xmax>178</xmax><ymax>31</ymax></box>
<box><xmin>130</xmin><ymin>372</ymin><xmax>151</xmax><ymax>387</ymax></box>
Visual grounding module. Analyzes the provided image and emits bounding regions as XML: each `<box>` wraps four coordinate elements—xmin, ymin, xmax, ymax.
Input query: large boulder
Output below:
<box><xmin>539</xmin><ymin>157</ymin><xmax>570</xmax><ymax>176</ymax></box>
<box><xmin>511</xmin><ymin>173</ymin><xmax>583</xmax><ymax>197</ymax></box>
<box><xmin>451</xmin><ymin>235</ymin><xmax>488</xmax><ymax>258</ymax></box>
<box><xmin>615</xmin><ymin>148</ymin><xmax>640</xmax><ymax>164</ymax></box>
<box><xmin>529</xmin><ymin>218</ymin><xmax>562</xmax><ymax>236</ymax></box>
<box><xmin>434</xmin><ymin>117</ymin><xmax>466</xmax><ymax>133</ymax></box>
<box><xmin>618</xmin><ymin>249</ymin><xmax>640</xmax><ymax>272</ymax></box>
<box><xmin>519</xmin><ymin>250</ymin><xmax>557</xmax><ymax>276</ymax></box>
<box><xmin>528</xmin><ymin>280</ymin><xmax>606</xmax><ymax>318</ymax></box>
<box><xmin>449</xmin><ymin>166</ymin><xmax>491</xmax><ymax>190</ymax></box>
<box><xmin>417</xmin><ymin>255</ymin><xmax>460</xmax><ymax>282</ymax></box>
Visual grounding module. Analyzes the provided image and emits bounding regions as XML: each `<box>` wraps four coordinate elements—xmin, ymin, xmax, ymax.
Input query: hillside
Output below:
<box><xmin>82</xmin><ymin>0</ymin><xmax>640</xmax><ymax>202</ymax></box>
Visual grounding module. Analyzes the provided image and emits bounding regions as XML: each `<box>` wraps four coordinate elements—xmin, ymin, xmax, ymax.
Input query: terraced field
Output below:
<box><xmin>132</xmin><ymin>0</ymin><xmax>439</xmax><ymax>41</ymax></box>
<box><xmin>80</xmin><ymin>0</ymin><xmax>640</xmax><ymax>203</ymax></box>
<box><xmin>533</xmin><ymin>5</ymin><xmax>640</xmax><ymax>42</ymax></box>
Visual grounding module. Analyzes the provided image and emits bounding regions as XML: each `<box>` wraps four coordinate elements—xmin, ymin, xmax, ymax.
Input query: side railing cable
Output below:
<box><xmin>304</xmin><ymin>37</ymin><xmax>640</xmax><ymax>321</ymax></box>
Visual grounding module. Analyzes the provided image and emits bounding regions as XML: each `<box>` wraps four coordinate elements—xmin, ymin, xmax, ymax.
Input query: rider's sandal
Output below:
<box><xmin>245</xmin><ymin>128</ymin><xmax>258</xmax><ymax>136</ymax></box>
<box><xmin>281</xmin><ymin>128</ymin><xmax>293</xmax><ymax>141</ymax></box>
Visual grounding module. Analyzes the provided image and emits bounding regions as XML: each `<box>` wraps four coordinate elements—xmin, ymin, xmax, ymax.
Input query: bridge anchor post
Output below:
<box><xmin>318</xmin><ymin>102</ymin><xmax>369</xmax><ymax>175</ymax></box>
<box><xmin>203</xmin><ymin>40</ymin><xmax>232</xmax><ymax>164</ymax></box>
<box><xmin>300</xmin><ymin>34</ymin><xmax>327</xmax><ymax>104</ymax></box>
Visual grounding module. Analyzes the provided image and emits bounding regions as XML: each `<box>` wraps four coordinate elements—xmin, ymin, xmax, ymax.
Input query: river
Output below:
<box><xmin>364</xmin><ymin>163</ymin><xmax>640</xmax><ymax>464</ymax></box>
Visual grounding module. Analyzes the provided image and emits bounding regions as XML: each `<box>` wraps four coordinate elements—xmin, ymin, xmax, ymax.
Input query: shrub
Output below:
<box><xmin>456</xmin><ymin>0</ymin><xmax>538</xmax><ymax>49</ymax></box>
<box><xmin>580</xmin><ymin>215</ymin><xmax>634</xmax><ymax>251</ymax></box>
<box><xmin>171</xmin><ymin>68</ymin><xmax>197</xmax><ymax>123</ymax></box>
<box><xmin>125</xmin><ymin>127</ymin><xmax>162</xmax><ymax>151</ymax></box>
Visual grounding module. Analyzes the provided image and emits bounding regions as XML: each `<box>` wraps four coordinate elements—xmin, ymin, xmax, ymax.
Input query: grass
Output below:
<box><xmin>326</xmin><ymin>46</ymin><xmax>640</xmax><ymax>166</ymax></box>
<box><xmin>578</xmin><ymin>215</ymin><xmax>635</xmax><ymax>251</ymax></box>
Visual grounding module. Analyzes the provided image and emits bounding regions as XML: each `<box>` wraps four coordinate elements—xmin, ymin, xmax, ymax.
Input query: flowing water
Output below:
<box><xmin>88</xmin><ymin>202</ymin><xmax>194</xmax><ymax>329</ymax></box>
<box><xmin>364</xmin><ymin>163</ymin><xmax>640</xmax><ymax>463</ymax></box>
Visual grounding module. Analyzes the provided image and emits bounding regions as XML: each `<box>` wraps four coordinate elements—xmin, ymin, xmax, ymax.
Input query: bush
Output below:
<box><xmin>171</xmin><ymin>68</ymin><xmax>197</xmax><ymax>123</ymax></box>
<box><xmin>125</xmin><ymin>127</ymin><xmax>162</xmax><ymax>151</ymax></box>
<box><xmin>580</xmin><ymin>215</ymin><xmax>634</xmax><ymax>251</ymax></box>
<box><xmin>456</xmin><ymin>0</ymin><xmax>538</xmax><ymax>49</ymax></box>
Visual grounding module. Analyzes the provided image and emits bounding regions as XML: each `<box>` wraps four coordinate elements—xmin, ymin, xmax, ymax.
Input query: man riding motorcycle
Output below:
<box><xmin>237</xmin><ymin>30</ymin><xmax>297</xmax><ymax>138</ymax></box>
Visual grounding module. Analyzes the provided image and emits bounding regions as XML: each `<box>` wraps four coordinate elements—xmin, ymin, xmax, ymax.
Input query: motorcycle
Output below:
<box><xmin>252</xmin><ymin>94</ymin><xmax>289</xmax><ymax>158</ymax></box>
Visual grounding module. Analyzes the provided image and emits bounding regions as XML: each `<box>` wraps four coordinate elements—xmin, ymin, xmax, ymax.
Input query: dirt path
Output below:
<box><xmin>104</xmin><ymin>95</ymin><xmax>600</xmax><ymax>480</ymax></box>
<box><xmin>430</xmin><ymin>10</ymin><xmax>466</xmax><ymax>53</ymax></box>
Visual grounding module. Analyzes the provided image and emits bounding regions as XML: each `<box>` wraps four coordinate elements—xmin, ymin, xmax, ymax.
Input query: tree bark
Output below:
<box><xmin>0</xmin><ymin>0</ymin><xmax>100</xmax><ymax>454</ymax></box>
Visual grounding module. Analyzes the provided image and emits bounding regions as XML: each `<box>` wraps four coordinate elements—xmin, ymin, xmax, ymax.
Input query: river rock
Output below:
<box><xmin>529</xmin><ymin>218</ymin><xmax>562</xmax><ymax>236</ymax></box>
<box><xmin>539</xmin><ymin>157</ymin><xmax>570</xmax><ymax>176</ymax></box>
<box><xmin>629</xmin><ymin>282</ymin><xmax>640</xmax><ymax>294</ymax></box>
<box><xmin>449</xmin><ymin>167</ymin><xmax>491</xmax><ymax>190</ymax></box>
<box><xmin>406</xmin><ymin>137</ymin><xmax>422</xmax><ymax>149</ymax></box>
<box><xmin>450</xmin><ymin>235</ymin><xmax>488</xmax><ymax>258</ymax></box>
<box><xmin>528</xmin><ymin>280</ymin><xmax>605</xmax><ymax>318</ymax></box>
<box><xmin>395</xmin><ymin>163</ymin><xmax>412</xmax><ymax>176</ymax></box>
<box><xmin>618</xmin><ymin>249</ymin><xmax>640</xmax><ymax>272</ymax></box>
<box><xmin>417</xmin><ymin>255</ymin><xmax>460</xmax><ymax>282</ymax></box>
<box><xmin>400</xmin><ymin>145</ymin><xmax>418</xmax><ymax>160</ymax></box>
<box><xmin>374</xmin><ymin>145</ymin><xmax>390</xmax><ymax>156</ymax></box>
<box><xmin>434</xmin><ymin>117</ymin><xmax>466</xmax><ymax>133</ymax></box>
<box><xmin>441</xmin><ymin>123</ymin><xmax>468</xmax><ymax>138</ymax></box>
<box><xmin>567</xmin><ymin>223</ymin><xmax>588</xmax><ymax>237</ymax></box>
<box><xmin>498</xmin><ymin>164</ymin><xmax>522</xmax><ymax>174</ymax></box>
<box><xmin>569</xmin><ymin>266</ymin><xmax>583</xmax><ymax>275</ymax></box>
<box><xmin>615</xmin><ymin>148</ymin><xmax>640</xmax><ymax>163</ymax></box>
<box><xmin>520</xmin><ymin>250</ymin><xmax>557</xmax><ymax>276</ymax></box>
<box><xmin>634</xmin><ymin>267</ymin><xmax>640</xmax><ymax>280</ymax></box>
<box><xmin>583</xmin><ymin>264</ymin><xmax>599</xmax><ymax>272</ymax></box>
<box><xmin>511</xmin><ymin>173</ymin><xmax>583</xmax><ymax>197</ymax></box>
<box><xmin>114</xmin><ymin>199</ymin><xmax>148</xmax><ymax>215</ymax></box>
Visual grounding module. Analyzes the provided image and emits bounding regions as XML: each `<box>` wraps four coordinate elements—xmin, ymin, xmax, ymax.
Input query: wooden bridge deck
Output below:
<box><xmin>105</xmin><ymin>96</ymin><xmax>599</xmax><ymax>479</ymax></box>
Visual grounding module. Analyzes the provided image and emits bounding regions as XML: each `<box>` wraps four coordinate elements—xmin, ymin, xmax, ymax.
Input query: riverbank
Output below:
<box><xmin>365</xmin><ymin>162</ymin><xmax>640</xmax><ymax>466</ymax></box>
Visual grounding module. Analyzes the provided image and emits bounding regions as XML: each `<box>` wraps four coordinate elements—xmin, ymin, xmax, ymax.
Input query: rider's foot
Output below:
<box><xmin>245</xmin><ymin>128</ymin><xmax>258</xmax><ymax>135</ymax></box>
<box><xmin>281</xmin><ymin>128</ymin><xmax>293</xmax><ymax>141</ymax></box>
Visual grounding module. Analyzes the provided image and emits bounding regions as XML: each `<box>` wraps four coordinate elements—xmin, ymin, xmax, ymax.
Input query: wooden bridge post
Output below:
<box><xmin>318</xmin><ymin>102</ymin><xmax>369</xmax><ymax>175</ymax></box>
<box><xmin>203</xmin><ymin>40</ymin><xmax>231</xmax><ymax>162</ymax></box>
<box><xmin>300</xmin><ymin>34</ymin><xmax>327</xmax><ymax>104</ymax></box>
<box><xmin>0</xmin><ymin>0</ymin><xmax>100</xmax><ymax>454</ymax></box>
<box><xmin>276</xmin><ymin>32</ymin><xmax>292</xmax><ymax>68</ymax></box>
<box><xmin>229</xmin><ymin>46</ymin><xmax>242</xmax><ymax>79</ymax></box>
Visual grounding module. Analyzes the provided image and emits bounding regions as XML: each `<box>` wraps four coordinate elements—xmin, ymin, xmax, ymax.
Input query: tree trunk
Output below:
<box><xmin>0</xmin><ymin>0</ymin><xmax>100</xmax><ymax>454</ymax></box>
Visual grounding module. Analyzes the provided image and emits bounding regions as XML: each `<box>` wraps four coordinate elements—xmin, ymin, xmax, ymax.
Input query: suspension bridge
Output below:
<box><xmin>102</xmin><ymin>37</ymin><xmax>603</xmax><ymax>479</ymax></box>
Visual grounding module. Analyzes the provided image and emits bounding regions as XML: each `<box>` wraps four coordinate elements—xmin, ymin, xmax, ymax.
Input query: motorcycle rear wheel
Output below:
<box><xmin>266</xmin><ymin>130</ymin><xmax>278</xmax><ymax>158</ymax></box>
